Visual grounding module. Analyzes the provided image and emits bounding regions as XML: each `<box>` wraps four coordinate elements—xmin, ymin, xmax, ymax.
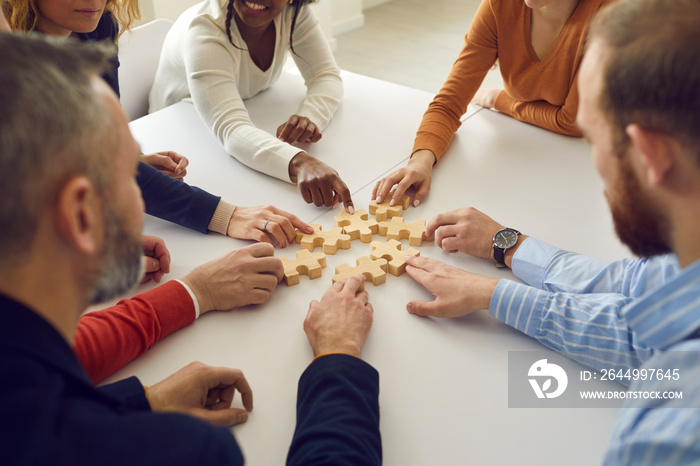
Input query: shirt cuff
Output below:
<box><xmin>511</xmin><ymin>237</ymin><xmax>560</xmax><ymax>289</ymax></box>
<box><xmin>207</xmin><ymin>200</ymin><xmax>237</xmax><ymax>235</ymax></box>
<box><xmin>175</xmin><ymin>279</ymin><xmax>201</xmax><ymax>319</ymax></box>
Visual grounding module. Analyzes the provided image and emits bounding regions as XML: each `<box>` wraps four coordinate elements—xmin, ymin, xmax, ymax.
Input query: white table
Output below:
<box><xmin>104</xmin><ymin>70</ymin><xmax>632</xmax><ymax>465</ymax></box>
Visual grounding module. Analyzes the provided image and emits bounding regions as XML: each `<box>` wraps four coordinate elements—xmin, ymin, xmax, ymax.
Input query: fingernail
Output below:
<box><xmin>348</xmin><ymin>205</ymin><xmax>355</xmax><ymax>214</ymax></box>
<box><xmin>376</xmin><ymin>196</ymin><xmax>382</xmax><ymax>204</ymax></box>
<box><xmin>414</xmin><ymin>199</ymin><xmax>421</xmax><ymax>207</ymax></box>
<box><xmin>238</xmin><ymin>412</ymin><xmax>248</xmax><ymax>422</ymax></box>
<box><xmin>389</xmin><ymin>199</ymin><xmax>396</xmax><ymax>206</ymax></box>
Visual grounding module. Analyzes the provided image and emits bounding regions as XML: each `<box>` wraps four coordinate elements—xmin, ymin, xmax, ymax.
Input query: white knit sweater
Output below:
<box><xmin>149</xmin><ymin>0</ymin><xmax>343</xmax><ymax>182</ymax></box>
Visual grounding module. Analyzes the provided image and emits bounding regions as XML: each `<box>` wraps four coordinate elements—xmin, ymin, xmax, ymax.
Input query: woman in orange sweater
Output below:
<box><xmin>373</xmin><ymin>0</ymin><xmax>612</xmax><ymax>207</ymax></box>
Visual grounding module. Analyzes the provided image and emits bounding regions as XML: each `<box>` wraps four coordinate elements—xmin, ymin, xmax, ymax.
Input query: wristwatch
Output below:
<box><xmin>493</xmin><ymin>228</ymin><xmax>521</xmax><ymax>268</ymax></box>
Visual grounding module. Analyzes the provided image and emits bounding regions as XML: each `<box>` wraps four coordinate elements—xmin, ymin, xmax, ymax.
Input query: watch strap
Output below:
<box><xmin>493</xmin><ymin>228</ymin><xmax>521</xmax><ymax>268</ymax></box>
<box><xmin>493</xmin><ymin>244</ymin><xmax>507</xmax><ymax>267</ymax></box>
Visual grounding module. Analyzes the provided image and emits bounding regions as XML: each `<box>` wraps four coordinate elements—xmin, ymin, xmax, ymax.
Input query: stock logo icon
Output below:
<box><xmin>528</xmin><ymin>359</ymin><xmax>568</xmax><ymax>399</ymax></box>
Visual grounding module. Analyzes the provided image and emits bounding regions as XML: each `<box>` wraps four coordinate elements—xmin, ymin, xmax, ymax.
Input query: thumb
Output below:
<box><xmin>413</xmin><ymin>180</ymin><xmax>431</xmax><ymax>208</ymax></box>
<box><xmin>143</xmin><ymin>256</ymin><xmax>161</xmax><ymax>273</ymax></box>
<box><xmin>190</xmin><ymin>407</ymin><xmax>249</xmax><ymax>427</ymax></box>
<box><xmin>406</xmin><ymin>299</ymin><xmax>440</xmax><ymax>317</ymax></box>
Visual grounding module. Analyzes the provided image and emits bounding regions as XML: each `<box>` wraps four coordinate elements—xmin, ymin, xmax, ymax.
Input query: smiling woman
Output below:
<box><xmin>149</xmin><ymin>0</ymin><xmax>354</xmax><ymax>212</ymax></box>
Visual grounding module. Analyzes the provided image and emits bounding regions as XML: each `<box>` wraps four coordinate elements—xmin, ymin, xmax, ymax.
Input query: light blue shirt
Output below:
<box><xmin>489</xmin><ymin>237</ymin><xmax>700</xmax><ymax>464</ymax></box>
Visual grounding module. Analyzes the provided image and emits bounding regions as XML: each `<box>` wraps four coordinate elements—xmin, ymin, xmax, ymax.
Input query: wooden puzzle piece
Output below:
<box><xmin>295</xmin><ymin>224</ymin><xmax>351</xmax><ymax>254</ymax></box>
<box><xmin>369</xmin><ymin>191</ymin><xmax>411</xmax><ymax>221</ymax></box>
<box><xmin>377</xmin><ymin>217</ymin><xmax>434</xmax><ymax>247</ymax></box>
<box><xmin>280</xmin><ymin>249</ymin><xmax>327</xmax><ymax>286</ymax></box>
<box><xmin>332</xmin><ymin>256</ymin><xmax>388</xmax><ymax>290</ymax></box>
<box><xmin>370</xmin><ymin>239</ymin><xmax>420</xmax><ymax>276</ymax></box>
<box><xmin>334</xmin><ymin>209</ymin><xmax>378</xmax><ymax>243</ymax></box>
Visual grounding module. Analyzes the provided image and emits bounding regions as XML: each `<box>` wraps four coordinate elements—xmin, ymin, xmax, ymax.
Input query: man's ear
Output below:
<box><xmin>55</xmin><ymin>176</ymin><xmax>101</xmax><ymax>255</ymax></box>
<box><xmin>626</xmin><ymin>124</ymin><xmax>674</xmax><ymax>187</ymax></box>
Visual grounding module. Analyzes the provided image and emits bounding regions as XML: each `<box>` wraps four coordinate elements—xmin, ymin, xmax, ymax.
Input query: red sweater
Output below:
<box><xmin>73</xmin><ymin>281</ymin><xmax>196</xmax><ymax>383</ymax></box>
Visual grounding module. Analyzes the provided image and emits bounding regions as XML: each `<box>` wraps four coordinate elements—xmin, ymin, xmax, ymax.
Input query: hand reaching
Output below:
<box><xmin>289</xmin><ymin>152</ymin><xmax>354</xmax><ymax>213</ymax></box>
<box><xmin>141</xmin><ymin>235</ymin><xmax>170</xmax><ymax>283</ymax></box>
<box><xmin>140</xmin><ymin>151</ymin><xmax>189</xmax><ymax>180</ymax></box>
<box><xmin>145</xmin><ymin>362</ymin><xmax>253</xmax><ymax>427</ymax></box>
<box><xmin>372</xmin><ymin>149</ymin><xmax>435</xmax><ymax>208</ymax></box>
<box><xmin>181</xmin><ymin>243</ymin><xmax>283</xmax><ymax>314</ymax></box>
<box><xmin>277</xmin><ymin>115</ymin><xmax>322</xmax><ymax>144</ymax></box>
<box><xmin>405</xmin><ymin>255</ymin><xmax>498</xmax><ymax>318</ymax></box>
<box><xmin>471</xmin><ymin>88</ymin><xmax>501</xmax><ymax>109</ymax></box>
<box><xmin>304</xmin><ymin>276</ymin><xmax>374</xmax><ymax>358</ymax></box>
<box><xmin>427</xmin><ymin>207</ymin><xmax>504</xmax><ymax>258</ymax></box>
<box><xmin>227</xmin><ymin>205</ymin><xmax>314</xmax><ymax>248</ymax></box>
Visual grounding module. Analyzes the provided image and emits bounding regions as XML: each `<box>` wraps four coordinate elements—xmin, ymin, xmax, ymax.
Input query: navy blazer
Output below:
<box><xmin>77</xmin><ymin>13</ymin><xmax>223</xmax><ymax>234</ymax></box>
<box><xmin>0</xmin><ymin>294</ymin><xmax>381</xmax><ymax>465</ymax></box>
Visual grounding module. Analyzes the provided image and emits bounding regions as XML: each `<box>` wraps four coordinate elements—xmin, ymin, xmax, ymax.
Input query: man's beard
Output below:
<box><xmin>89</xmin><ymin>201</ymin><xmax>143</xmax><ymax>305</ymax></box>
<box><xmin>608</xmin><ymin>150</ymin><xmax>672</xmax><ymax>258</ymax></box>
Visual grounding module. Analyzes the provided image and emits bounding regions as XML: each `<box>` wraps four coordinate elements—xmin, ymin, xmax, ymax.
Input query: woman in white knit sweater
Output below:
<box><xmin>151</xmin><ymin>0</ymin><xmax>354</xmax><ymax>212</ymax></box>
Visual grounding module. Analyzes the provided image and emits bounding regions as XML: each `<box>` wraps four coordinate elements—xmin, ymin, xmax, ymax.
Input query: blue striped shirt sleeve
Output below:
<box><xmin>489</xmin><ymin>280</ymin><xmax>654</xmax><ymax>376</ymax></box>
<box><xmin>512</xmin><ymin>237</ymin><xmax>679</xmax><ymax>297</ymax></box>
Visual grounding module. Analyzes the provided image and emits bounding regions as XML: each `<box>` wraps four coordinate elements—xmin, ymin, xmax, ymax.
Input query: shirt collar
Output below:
<box><xmin>623</xmin><ymin>259</ymin><xmax>700</xmax><ymax>349</ymax></box>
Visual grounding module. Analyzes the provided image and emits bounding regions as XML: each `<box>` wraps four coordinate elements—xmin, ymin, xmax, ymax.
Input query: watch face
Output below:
<box><xmin>494</xmin><ymin>229</ymin><xmax>519</xmax><ymax>249</ymax></box>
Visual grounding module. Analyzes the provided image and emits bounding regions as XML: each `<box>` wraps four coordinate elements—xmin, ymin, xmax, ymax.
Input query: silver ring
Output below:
<box><xmin>262</xmin><ymin>219</ymin><xmax>271</xmax><ymax>231</ymax></box>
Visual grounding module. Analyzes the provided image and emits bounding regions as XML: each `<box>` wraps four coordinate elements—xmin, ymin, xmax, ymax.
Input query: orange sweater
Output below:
<box><xmin>414</xmin><ymin>0</ymin><xmax>610</xmax><ymax>161</ymax></box>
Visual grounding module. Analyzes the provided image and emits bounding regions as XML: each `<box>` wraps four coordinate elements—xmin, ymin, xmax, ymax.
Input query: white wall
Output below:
<box><xmin>332</xmin><ymin>0</ymin><xmax>364</xmax><ymax>35</ymax></box>
<box><xmin>147</xmin><ymin>0</ymin><xmax>198</xmax><ymax>22</ymax></box>
<box><xmin>363</xmin><ymin>0</ymin><xmax>391</xmax><ymax>9</ymax></box>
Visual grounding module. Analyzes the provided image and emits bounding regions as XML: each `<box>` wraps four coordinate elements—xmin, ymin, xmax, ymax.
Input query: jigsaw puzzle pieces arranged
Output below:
<box><xmin>378</xmin><ymin>217</ymin><xmax>434</xmax><ymax>246</ymax></box>
<box><xmin>295</xmin><ymin>224</ymin><xmax>351</xmax><ymax>254</ymax></box>
<box><xmin>287</xmin><ymin>208</ymin><xmax>432</xmax><ymax>289</ymax></box>
<box><xmin>370</xmin><ymin>239</ymin><xmax>419</xmax><ymax>276</ymax></box>
<box><xmin>280</xmin><ymin>249</ymin><xmax>327</xmax><ymax>286</ymax></box>
<box><xmin>369</xmin><ymin>190</ymin><xmax>411</xmax><ymax>221</ymax></box>
<box><xmin>333</xmin><ymin>256</ymin><xmax>388</xmax><ymax>290</ymax></box>
<box><xmin>334</xmin><ymin>209</ymin><xmax>378</xmax><ymax>243</ymax></box>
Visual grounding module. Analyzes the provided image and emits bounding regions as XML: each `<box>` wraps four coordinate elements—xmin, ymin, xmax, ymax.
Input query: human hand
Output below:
<box><xmin>181</xmin><ymin>243</ymin><xmax>283</xmax><ymax>314</ymax></box>
<box><xmin>141</xmin><ymin>235</ymin><xmax>171</xmax><ymax>283</ymax></box>
<box><xmin>471</xmin><ymin>88</ymin><xmax>501</xmax><ymax>109</ymax></box>
<box><xmin>227</xmin><ymin>205</ymin><xmax>313</xmax><ymax>247</ymax></box>
<box><xmin>404</xmin><ymin>255</ymin><xmax>499</xmax><ymax>317</ymax></box>
<box><xmin>304</xmin><ymin>275</ymin><xmax>374</xmax><ymax>358</ymax></box>
<box><xmin>288</xmin><ymin>151</ymin><xmax>354</xmax><ymax>213</ymax></box>
<box><xmin>427</xmin><ymin>207</ymin><xmax>505</xmax><ymax>259</ymax></box>
<box><xmin>372</xmin><ymin>149</ymin><xmax>435</xmax><ymax>207</ymax></box>
<box><xmin>140</xmin><ymin>151</ymin><xmax>189</xmax><ymax>180</ymax></box>
<box><xmin>277</xmin><ymin>115</ymin><xmax>322</xmax><ymax>144</ymax></box>
<box><xmin>145</xmin><ymin>362</ymin><xmax>253</xmax><ymax>427</ymax></box>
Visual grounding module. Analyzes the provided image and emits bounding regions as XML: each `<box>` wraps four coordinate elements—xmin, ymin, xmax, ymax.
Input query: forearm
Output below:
<box><xmin>413</xmin><ymin>0</ymin><xmax>498</xmax><ymax>161</ymax></box>
<box><xmin>201</xmin><ymin>102</ymin><xmax>301</xmax><ymax>182</ymax></box>
<box><xmin>292</xmin><ymin>4</ymin><xmax>343</xmax><ymax>130</ymax></box>
<box><xmin>512</xmin><ymin>237</ymin><xmax>680</xmax><ymax>297</ymax></box>
<box><xmin>74</xmin><ymin>281</ymin><xmax>196</xmax><ymax>383</ymax></box>
<box><xmin>137</xmin><ymin>163</ymin><xmax>220</xmax><ymax>233</ymax></box>
<box><xmin>489</xmin><ymin>280</ymin><xmax>653</xmax><ymax>376</ymax></box>
<box><xmin>287</xmin><ymin>354</ymin><xmax>381</xmax><ymax>466</ymax></box>
<box><xmin>493</xmin><ymin>91</ymin><xmax>581</xmax><ymax>137</ymax></box>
